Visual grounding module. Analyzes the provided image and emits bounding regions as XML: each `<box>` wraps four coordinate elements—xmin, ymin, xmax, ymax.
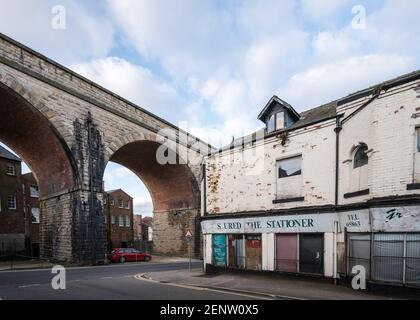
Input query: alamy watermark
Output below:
<box><xmin>51</xmin><ymin>5</ymin><xmax>66</xmax><ymax>30</ymax></box>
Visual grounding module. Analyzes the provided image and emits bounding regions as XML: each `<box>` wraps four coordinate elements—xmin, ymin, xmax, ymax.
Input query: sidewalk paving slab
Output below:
<box><xmin>144</xmin><ymin>268</ymin><xmax>418</xmax><ymax>300</ymax></box>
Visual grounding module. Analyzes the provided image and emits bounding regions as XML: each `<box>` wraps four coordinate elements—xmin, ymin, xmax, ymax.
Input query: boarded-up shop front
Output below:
<box><xmin>245</xmin><ymin>235</ymin><xmax>262</xmax><ymax>271</ymax></box>
<box><xmin>276</xmin><ymin>233</ymin><xmax>298</xmax><ymax>272</ymax></box>
<box><xmin>212</xmin><ymin>234</ymin><xmax>227</xmax><ymax>267</ymax></box>
<box><xmin>228</xmin><ymin>234</ymin><xmax>245</xmax><ymax>268</ymax></box>
<box><xmin>299</xmin><ymin>234</ymin><xmax>324</xmax><ymax>275</ymax></box>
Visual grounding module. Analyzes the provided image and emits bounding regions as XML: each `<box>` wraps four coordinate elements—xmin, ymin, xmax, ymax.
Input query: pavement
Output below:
<box><xmin>142</xmin><ymin>268</ymin><xmax>417</xmax><ymax>300</ymax></box>
<box><xmin>0</xmin><ymin>260</ymin><xmax>266</xmax><ymax>300</ymax></box>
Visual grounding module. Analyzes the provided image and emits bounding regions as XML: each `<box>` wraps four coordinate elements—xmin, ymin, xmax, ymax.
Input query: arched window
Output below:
<box><xmin>353</xmin><ymin>144</ymin><xmax>368</xmax><ymax>169</ymax></box>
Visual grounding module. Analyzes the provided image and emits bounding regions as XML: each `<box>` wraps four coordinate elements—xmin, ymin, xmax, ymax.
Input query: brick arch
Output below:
<box><xmin>108</xmin><ymin>139</ymin><xmax>199</xmax><ymax>211</ymax></box>
<box><xmin>0</xmin><ymin>82</ymin><xmax>77</xmax><ymax>196</ymax></box>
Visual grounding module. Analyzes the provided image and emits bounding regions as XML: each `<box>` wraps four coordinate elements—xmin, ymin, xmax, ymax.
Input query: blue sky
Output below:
<box><xmin>1</xmin><ymin>0</ymin><xmax>419</xmax><ymax>216</ymax></box>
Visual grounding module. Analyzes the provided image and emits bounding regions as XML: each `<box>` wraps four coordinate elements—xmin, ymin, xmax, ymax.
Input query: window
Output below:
<box><xmin>125</xmin><ymin>216</ymin><xmax>131</xmax><ymax>227</ymax></box>
<box><xmin>354</xmin><ymin>145</ymin><xmax>368</xmax><ymax>168</ymax></box>
<box><xmin>104</xmin><ymin>214</ymin><xmax>107</xmax><ymax>224</ymax></box>
<box><xmin>277</xmin><ymin>156</ymin><xmax>302</xmax><ymax>178</ymax></box>
<box><xmin>267</xmin><ymin>112</ymin><xmax>285</xmax><ymax>133</ymax></box>
<box><xmin>119</xmin><ymin>215</ymin><xmax>124</xmax><ymax>227</ymax></box>
<box><xmin>267</xmin><ymin>114</ymin><xmax>275</xmax><ymax>133</ymax></box>
<box><xmin>103</xmin><ymin>197</ymin><xmax>107</xmax><ymax>205</ymax></box>
<box><xmin>31</xmin><ymin>208</ymin><xmax>40</xmax><ymax>224</ymax></box>
<box><xmin>111</xmin><ymin>215</ymin><xmax>115</xmax><ymax>225</ymax></box>
<box><xmin>118</xmin><ymin>199</ymin><xmax>124</xmax><ymax>208</ymax></box>
<box><xmin>276</xmin><ymin>111</ymin><xmax>285</xmax><ymax>130</ymax></box>
<box><xmin>125</xmin><ymin>201</ymin><xmax>130</xmax><ymax>209</ymax></box>
<box><xmin>417</xmin><ymin>128</ymin><xmax>420</xmax><ymax>152</ymax></box>
<box><xmin>6</xmin><ymin>163</ymin><xmax>15</xmax><ymax>176</ymax></box>
<box><xmin>30</xmin><ymin>185</ymin><xmax>39</xmax><ymax>198</ymax></box>
<box><xmin>110</xmin><ymin>199</ymin><xmax>114</xmax><ymax>206</ymax></box>
<box><xmin>7</xmin><ymin>195</ymin><xmax>16</xmax><ymax>210</ymax></box>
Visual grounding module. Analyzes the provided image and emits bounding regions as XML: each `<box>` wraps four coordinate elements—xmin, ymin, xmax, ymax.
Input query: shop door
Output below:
<box><xmin>228</xmin><ymin>235</ymin><xmax>245</xmax><ymax>268</ymax></box>
<box><xmin>299</xmin><ymin>234</ymin><xmax>324</xmax><ymax>275</ymax></box>
<box><xmin>276</xmin><ymin>234</ymin><xmax>298</xmax><ymax>272</ymax></box>
<box><xmin>246</xmin><ymin>235</ymin><xmax>262</xmax><ymax>271</ymax></box>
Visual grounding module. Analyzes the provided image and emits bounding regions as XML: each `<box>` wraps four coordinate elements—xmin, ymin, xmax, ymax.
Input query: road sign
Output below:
<box><xmin>185</xmin><ymin>230</ymin><xmax>193</xmax><ymax>238</ymax></box>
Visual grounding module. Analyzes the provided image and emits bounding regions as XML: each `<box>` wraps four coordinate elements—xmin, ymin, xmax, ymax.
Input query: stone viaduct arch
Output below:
<box><xmin>0</xmin><ymin>33</ymin><xmax>211</xmax><ymax>263</ymax></box>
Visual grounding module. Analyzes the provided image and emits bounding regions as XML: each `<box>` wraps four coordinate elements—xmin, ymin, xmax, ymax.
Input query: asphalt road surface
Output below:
<box><xmin>0</xmin><ymin>261</ymin><xmax>263</xmax><ymax>300</ymax></box>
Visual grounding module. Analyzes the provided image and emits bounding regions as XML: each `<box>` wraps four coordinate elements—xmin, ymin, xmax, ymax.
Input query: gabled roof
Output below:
<box><xmin>257</xmin><ymin>95</ymin><xmax>301</xmax><ymax>122</ymax></box>
<box><xmin>0</xmin><ymin>145</ymin><xmax>21</xmax><ymax>162</ymax></box>
<box><xmin>105</xmin><ymin>188</ymin><xmax>133</xmax><ymax>199</ymax></box>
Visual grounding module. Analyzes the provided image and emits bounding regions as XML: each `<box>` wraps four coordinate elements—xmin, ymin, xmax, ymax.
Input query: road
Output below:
<box><xmin>0</xmin><ymin>261</ymin><xmax>262</xmax><ymax>300</ymax></box>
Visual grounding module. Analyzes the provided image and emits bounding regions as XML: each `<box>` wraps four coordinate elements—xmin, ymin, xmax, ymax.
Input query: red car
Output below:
<box><xmin>108</xmin><ymin>248</ymin><xmax>152</xmax><ymax>263</ymax></box>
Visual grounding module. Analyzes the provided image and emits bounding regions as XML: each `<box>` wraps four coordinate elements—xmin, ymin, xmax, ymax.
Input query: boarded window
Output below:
<box><xmin>245</xmin><ymin>235</ymin><xmax>262</xmax><ymax>271</ymax></box>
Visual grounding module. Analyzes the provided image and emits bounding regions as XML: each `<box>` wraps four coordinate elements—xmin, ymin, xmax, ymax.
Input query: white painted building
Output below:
<box><xmin>201</xmin><ymin>70</ymin><xmax>420</xmax><ymax>288</ymax></box>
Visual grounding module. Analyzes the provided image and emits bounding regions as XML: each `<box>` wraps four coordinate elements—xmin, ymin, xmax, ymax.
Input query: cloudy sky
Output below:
<box><xmin>1</xmin><ymin>0</ymin><xmax>419</xmax><ymax>216</ymax></box>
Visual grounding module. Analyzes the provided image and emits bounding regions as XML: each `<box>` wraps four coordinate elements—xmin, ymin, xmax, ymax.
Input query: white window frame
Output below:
<box><xmin>111</xmin><ymin>215</ymin><xmax>115</xmax><ymax>225</ymax></box>
<box><xmin>30</xmin><ymin>185</ymin><xmax>39</xmax><ymax>198</ymax></box>
<box><xmin>119</xmin><ymin>215</ymin><xmax>124</xmax><ymax>227</ymax></box>
<box><xmin>8</xmin><ymin>195</ymin><xmax>16</xmax><ymax>210</ymax></box>
<box><xmin>125</xmin><ymin>201</ymin><xmax>130</xmax><ymax>209</ymax></box>
<box><xmin>125</xmin><ymin>216</ymin><xmax>131</xmax><ymax>227</ymax></box>
<box><xmin>118</xmin><ymin>199</ymin><xmax>124</xmax><ymax>209</ymax></box>
<box><xmin>31</xmin><ymin>207</ymin><xmax>40</xmax><ymax>224</ymax></box>
<box><xmin>6</xmin><ymin>163</ymin><xmax>15</xmax><ymax>176</ymax></box>
<box><xmin>110</xmin><ymin>199</ymin><xmax>114</xmax><ymax>206</ymax></box>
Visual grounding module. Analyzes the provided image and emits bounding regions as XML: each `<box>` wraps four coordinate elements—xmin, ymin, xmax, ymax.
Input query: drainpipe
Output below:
<box><xmin>334</xmin><ymin>116</ymin><xmax>342</xmax><ymax>206</ymax></box>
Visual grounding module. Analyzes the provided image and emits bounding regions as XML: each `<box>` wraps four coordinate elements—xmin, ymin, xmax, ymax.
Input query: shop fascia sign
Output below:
<box><xmin>202</xmin><ymin>213</ymin><xmax>338</xmax><ymax>234</ymax></box>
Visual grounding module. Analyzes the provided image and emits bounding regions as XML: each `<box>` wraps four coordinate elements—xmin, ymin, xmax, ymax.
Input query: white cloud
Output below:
<box><xmin>277</xmin><ymin>54</ymin><xmax>416</xmax><ymax>110</ymax></box>
<box><xmin>300</xmin><ymin>0</ymin><xmax>351</xmax><ymax>23</ymax></box>
<box><xmin>0</xmin><ymin>0</ymin><xmax>114</xmax><ymax>64</ymax></box>
<box><xmin>133</xmin><ymin>196</ymin><xmax>153</xmax><ymax>215</ymax></box>
<box><xmin>72</xmin><ymin>57</ymin><xmax>183</xmax><ymax>120</ymax></box>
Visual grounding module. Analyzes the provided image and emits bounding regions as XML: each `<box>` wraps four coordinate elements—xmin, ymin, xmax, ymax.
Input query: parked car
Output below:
<box><xmin>108</xmin><ymin>248</ymin><xmax>152</xmax><ymax>263</ymax></box>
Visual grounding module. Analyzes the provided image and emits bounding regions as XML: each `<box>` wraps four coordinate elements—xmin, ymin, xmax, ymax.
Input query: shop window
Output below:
<box><xmin>31</xmin><ymin>207</ymin><xmax>40</xmax><ymax>224</ymax></box>
<box><xmin>347</xmin><ymin>233</ymin><xmax>371</xmax><ymax>279</ymax></box>
<box><xmin>245</xmin><ymin>235</ymin><xmax>262</xmax><ymax>271</ymax></box>
<box><xmin>276</xmin><ymin>156</ymin><xmax>303</xmax><ymax>199</ymax></box>
<box><xmin>372</xmin><ymin>233</ymin><xmax>404</xmax><ymax>284</ymax></box>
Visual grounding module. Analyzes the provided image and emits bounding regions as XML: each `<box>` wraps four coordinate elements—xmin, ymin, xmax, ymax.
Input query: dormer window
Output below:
<box><xmin>258</xmin><ymin>96</ymin><xmax>300</xmax><ymax>134</ymax></box>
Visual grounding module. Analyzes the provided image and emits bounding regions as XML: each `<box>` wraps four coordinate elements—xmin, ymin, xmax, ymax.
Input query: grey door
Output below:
<box><xmin>299</xmin><ymin>234</ymin><xmax>324</xmax><ymax>275</ymax></box>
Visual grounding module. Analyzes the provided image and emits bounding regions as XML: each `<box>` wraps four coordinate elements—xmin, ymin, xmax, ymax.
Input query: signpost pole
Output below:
<box><xmin>188</xmin><ymin>241</ymin><xmax>191</xmax><ymax>272</ymax></box>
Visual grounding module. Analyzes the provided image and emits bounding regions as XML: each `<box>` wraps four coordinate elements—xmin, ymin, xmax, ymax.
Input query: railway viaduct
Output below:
<box><xmin>0</xmin><ymin>33</ymin><xmax>212</xmax><ymax>263</ymax></box>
